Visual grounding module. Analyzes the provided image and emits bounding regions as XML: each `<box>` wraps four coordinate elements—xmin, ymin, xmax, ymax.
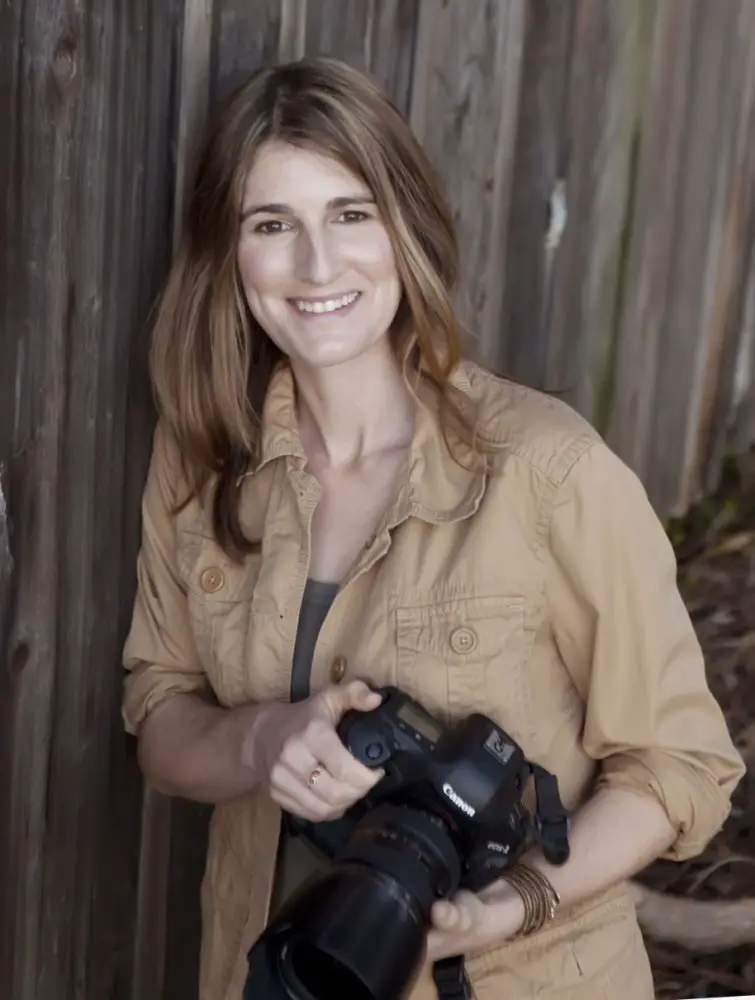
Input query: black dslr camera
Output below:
<box><xmin>244</xmin><ymin>686</ymin><xmax>569</xmax><ymax>1000</ymax></box>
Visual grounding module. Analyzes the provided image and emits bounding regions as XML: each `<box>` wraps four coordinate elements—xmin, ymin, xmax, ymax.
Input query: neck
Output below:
<box><xmin>292</xmin><ymin>340</ymin><xmax>415</xmax><ymax>468</ymax></box>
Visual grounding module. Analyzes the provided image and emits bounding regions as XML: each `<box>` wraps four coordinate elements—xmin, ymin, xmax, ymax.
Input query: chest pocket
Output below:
<box><xmin>394</xmin><ymin>593</ymin><xmax>536</xmax><ymax>743</ymax></box>
<box><xmin>177</xmin><ymin>530</ymin><xmax>261</xmax><ymax>705</ymax></box>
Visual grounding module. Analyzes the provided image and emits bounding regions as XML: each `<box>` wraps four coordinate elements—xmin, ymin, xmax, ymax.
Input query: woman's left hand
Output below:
<box><xmin>426</xmin><ymin>884</ymin><xmax>525</xmax><ymax>963</ymax></box>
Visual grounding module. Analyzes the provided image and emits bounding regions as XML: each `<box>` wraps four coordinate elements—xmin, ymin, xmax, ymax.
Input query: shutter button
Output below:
<box><xmin>200</xmin><ymin>567</ymin><xmax>225</xmax><ymax>593</ymax></box>
<box><xmin>449</xmin><ymin>626</ymin><xmax>477</xmax><ymax>654</ymax></box>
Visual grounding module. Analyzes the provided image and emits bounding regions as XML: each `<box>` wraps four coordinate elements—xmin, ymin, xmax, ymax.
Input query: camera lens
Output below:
<box><xmin>271</xmin><ymin>804</ymin><xmax>462</xmax><ymax>1000</ymax></box>
<box><xmin>281</xmin><ymin>941</ymin><xmax>373</xmax><ymax>1000</ymax></box>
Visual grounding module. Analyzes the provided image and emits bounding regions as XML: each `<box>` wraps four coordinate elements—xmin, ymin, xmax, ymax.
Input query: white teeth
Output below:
<box><xmin>294</xmin><ymin>292</ymin><xmax>359</xmax><ymax>314</ymax></box>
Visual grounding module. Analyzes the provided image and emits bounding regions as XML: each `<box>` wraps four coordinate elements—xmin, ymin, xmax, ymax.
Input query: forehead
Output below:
<box><xmin>242</xmin><ymin>140</ymin><xmax>370</xmax><ymax>205</ymax></box>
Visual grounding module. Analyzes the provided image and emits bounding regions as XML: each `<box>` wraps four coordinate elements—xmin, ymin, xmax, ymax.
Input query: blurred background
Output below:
<box><xmin>1</xmin><ymin>2</ymin><xmax>753</xmax><ymax>998</ymax></box>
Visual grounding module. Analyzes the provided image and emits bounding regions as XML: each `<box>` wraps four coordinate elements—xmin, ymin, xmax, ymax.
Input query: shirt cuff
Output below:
<box><xmin>122</xmin><ymin>662</ymin><xmax>211</xmax><ymax>736</ymax></box>
<box><xmin>595</xmin><ymin>752</ymin><xmax>733</xmax><ymax>861</ymax></box>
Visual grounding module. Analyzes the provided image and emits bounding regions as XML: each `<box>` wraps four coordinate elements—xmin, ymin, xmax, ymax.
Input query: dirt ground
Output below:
<box><xmin>638</xmin><ymin>451</ymin><xmax>755</xmax><ymax>999</ymax></box>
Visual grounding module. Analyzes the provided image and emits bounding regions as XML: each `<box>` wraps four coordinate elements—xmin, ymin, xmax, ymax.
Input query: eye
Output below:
<box><xmin>337</xmin><ymin>210</ymin><xmax>370</xmax><ymax>224</ymax></box>
<box><xmin>253</xmin><ymin>219</ymin><xmax>292</xmax><ymax>235</ymax></box>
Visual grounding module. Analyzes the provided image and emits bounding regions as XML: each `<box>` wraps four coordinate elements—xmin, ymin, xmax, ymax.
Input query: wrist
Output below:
<box><xmin>479</xmin><ymin>878</ymin><xmax>527</xmax><ymax>939</ymax></box>
<box><xmin>232</xmin><ymin>701</ymin><xmax>267</xmax><ymax>782</ymax></box>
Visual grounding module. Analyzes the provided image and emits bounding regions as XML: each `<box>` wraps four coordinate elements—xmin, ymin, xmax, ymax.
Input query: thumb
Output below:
<box><xmin>316</xmin><ymin>679</ymin><xmax>382</xmax><ymax>723</ymax></box>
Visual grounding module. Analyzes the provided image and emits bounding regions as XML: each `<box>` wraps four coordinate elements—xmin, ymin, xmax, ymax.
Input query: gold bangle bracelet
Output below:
<box><xmin>500</xmin><ymin>864</ymin><xmax>561</xmax><ymax>939</ymax></box>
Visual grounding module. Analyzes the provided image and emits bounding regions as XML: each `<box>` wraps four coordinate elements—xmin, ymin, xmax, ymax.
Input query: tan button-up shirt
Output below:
<box><xmin>122</xmin><ymin>360</ymin><xmax>744</xmax><ymax>1000</ymax></box>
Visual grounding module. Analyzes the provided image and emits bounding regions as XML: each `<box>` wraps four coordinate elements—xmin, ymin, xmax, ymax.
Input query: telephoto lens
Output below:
<box><xmin>244</xmin><ymin>802</ymin><xmax>462</xmax><ymax>1000</ymax></box>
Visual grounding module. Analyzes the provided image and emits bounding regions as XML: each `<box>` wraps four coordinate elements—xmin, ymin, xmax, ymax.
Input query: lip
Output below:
<box><xmin>288</xmin><ymin>291</ymin><xmax>362</xmax><ymax>318</ymax></box>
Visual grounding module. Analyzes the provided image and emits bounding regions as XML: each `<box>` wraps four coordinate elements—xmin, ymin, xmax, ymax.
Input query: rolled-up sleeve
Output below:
<box><xmin>122</xmin><ymin>421</ymin><xmax>210</xmax><ymax>736</ymax></box>
<box><xmin>546</xmin><ymin>440</ymin><xmax>746</xmax><ymax>860</ymax></box>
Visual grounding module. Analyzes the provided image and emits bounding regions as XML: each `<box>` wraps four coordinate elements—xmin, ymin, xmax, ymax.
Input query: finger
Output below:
<box><xmin>279</xmin><ymin>740</ymin><xmax>372</xmax><ymax>809</ymax></box>
<box><xmin>270</xmin><ymin>765</ymin><xmax>345</xmax><ymax>822</ymax></box>
<box><xmin>431</xmin><ymin>901</ymin><xmax>460</xmax><ymax>931</ymax></box>
<box><xmin>314</xmin><ymin>680</ymin><xmax>382</xmax><ymax>726</ymax></box>
<box><xmin>431</xmin><ymin>898</ymin><xmax>475</xmax><ymax>934</ymax></box>
<box><xmin>306</xmin><ymin>721</ymin><xmax>384</xmax><ymax>791</ymax></box>
<box><xmin>271</xmin><ymin>790</ymin><xmax>339</xmax><ymax>823</ymax></box>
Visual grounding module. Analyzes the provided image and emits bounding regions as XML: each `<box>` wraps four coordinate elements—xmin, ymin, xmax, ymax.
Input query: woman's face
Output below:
<box><xmin>237</xmin><ymin>140</ymin><xmax>402</xmax><ymax>370</ymax></box>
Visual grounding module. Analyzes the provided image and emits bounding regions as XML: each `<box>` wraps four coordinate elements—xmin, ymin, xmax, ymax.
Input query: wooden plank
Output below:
<box><xmin>131</xmin><ymin>4</ymin><xmax>218</xmax><ymax>1000</ymax></box>
<box><xmin>304</xmin><ymin>0</ymin><xmax>419</xmax><ymax>113</ymax></box>
<box><xmin>602</xmin><ymin>0</ymin><xmax>700</xmax><ymax>495</ymax></box>
<box><xmin>728</xmin><ymin>256</ymin><xmax>755</xmax><ymax>457</ymax></box>
<box><xmin>0</xmin><ymin>2</ymin><xmax>182</xmax><ymax>998</ymax></box>
<box><xmin>529</xmin><ymin>0</ymin><xmax>653</xmax><ymax>421</ymax></box>
<box><xmin>409</xmin><ymin>0</ymin><xmax>528</xmax><ymax>365</ymax></box>
<box><xmin>174</xmin><ymin>0</ymin><xmax>214</xmax><ymax>243</ymax></box>
<box><xmin>494</xmin><ymin>0</ymin><xmax>574</xmax><ymax>386</ymax></box>
<box><xmin>210</xmin><ymin>0</ymin><xmax>292</xmax><ymax>106</ymax></box>
<box><xmin>687</xmin><ymin>0</ymin><xmax>755</xmax><ymax>500</ymax></box>
<box><xmin>643</xmin><ymin>0</ymin><xmax>752</xmax><ymax>514</ymax></box>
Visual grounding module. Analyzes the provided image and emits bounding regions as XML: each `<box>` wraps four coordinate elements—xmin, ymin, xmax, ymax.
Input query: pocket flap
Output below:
<box><xmin>396</xmin><ymin>595</ymin><xmax>525</xmax><ymax>661</ymax></box>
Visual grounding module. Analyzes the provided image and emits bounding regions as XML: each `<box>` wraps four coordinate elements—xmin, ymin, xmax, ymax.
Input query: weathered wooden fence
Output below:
<box><xmin>1</xmin><ymin>2</ymin><xmax>754</xmax><ymax>999</ymax></box>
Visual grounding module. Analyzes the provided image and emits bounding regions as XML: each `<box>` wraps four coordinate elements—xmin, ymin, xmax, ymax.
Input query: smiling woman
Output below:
<box><xmin>122</xmin><ymin>56</ymin><xmax>745</xmax><ymax>1000</ymax></box>
<box><xmin>236</xmin><ymin>142</ymin><xmax>402</xmax><ymax>370</ymax></box>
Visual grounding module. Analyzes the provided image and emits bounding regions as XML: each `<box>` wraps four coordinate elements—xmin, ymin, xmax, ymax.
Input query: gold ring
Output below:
<box><xmin>308</xmin><ymin>767</ymin><xmax>324</xmax><ymax>789</ymax></box>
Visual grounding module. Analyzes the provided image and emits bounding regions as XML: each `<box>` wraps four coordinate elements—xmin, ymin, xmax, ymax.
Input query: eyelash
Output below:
<box><xmin>253</xmin><ymin>210</ymin><xmax>371</xmax><ymax>235</ymax></box>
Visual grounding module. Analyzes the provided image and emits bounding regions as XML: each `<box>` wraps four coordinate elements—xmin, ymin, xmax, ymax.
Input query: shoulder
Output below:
<box><xmin>456</xmin><ymin>359</ymin><xmax>603</xmax><ymax>487</ymax></box>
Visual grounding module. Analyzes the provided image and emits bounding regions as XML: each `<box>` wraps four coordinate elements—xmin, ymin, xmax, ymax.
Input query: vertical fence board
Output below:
<box><xmin>409</xmin><ymin>0</ymin><xmax>528</xmax><ymax>365</ymax></box>
<box><xmin>644</xmin><ymin>2</ymin><xmax>750</xmax><ymax>514</ymax></box>
<box><xmin>494</xmin><ymin>0</ymin><xmax>573</xmax><ymax>386</ymax></box>
<box><xmin>211</xmin><ymin>0</ymin><xmax>285</xmax><ymax>106</ymax></box>
<box><xmin>304</xmin><ymin>0</ymin><xmax>419</xmax><ymax>113</ymax></box>
<box><xmin>605</xmin><ymin>0</ymin><xmax>755</xmax><ymax>513</ymax></box>
<box><xmin>539</xmin><ymin>0</ymin><xmax>652</xmax><ymax>422</ymax></box>
<box><xmin>677</xmin><ymin>0</ymin><xmax>755</xmax><ymax>505</ymax></box>
<box><xmin>602</xmin><ymin>1</ymin><xmax>698</xmax><ymax>491</ymax></box>
<box><xmin>0</xmin><ymin>2</ymin><xmax>181</xmax><ymax>1000</ymax></box>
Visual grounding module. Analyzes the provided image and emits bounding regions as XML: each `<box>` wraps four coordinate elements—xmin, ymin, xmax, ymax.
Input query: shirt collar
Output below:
<box><xmin>253</xmin><ymin>361</ymin><xmax>487</xmax><ymax>525</ymax></box>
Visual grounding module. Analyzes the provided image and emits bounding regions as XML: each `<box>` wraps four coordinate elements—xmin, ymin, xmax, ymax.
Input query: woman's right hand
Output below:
<box><xmin>246</xmin><ymin>680</ymin><xmax>386</xmax><ymax>822</ymax></box>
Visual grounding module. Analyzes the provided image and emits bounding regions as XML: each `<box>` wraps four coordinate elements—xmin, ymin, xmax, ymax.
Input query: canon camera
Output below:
<box><xmin>243</xmin><ymin>685</ymin><xmax>570</xmax><ymax>1000</ymax></box>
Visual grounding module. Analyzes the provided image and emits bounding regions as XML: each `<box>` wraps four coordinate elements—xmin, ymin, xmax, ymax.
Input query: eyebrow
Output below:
<box><xmin>240</xmin><ymin>195</ymin><xmax>376</xmax><ymax>222</ymax></box>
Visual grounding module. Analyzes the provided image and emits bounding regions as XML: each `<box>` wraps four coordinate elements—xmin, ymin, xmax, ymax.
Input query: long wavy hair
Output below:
<box><xmin>150</xmin><ymin>56</ymin><xmax>491</xmax><ymax>559</ymax></box>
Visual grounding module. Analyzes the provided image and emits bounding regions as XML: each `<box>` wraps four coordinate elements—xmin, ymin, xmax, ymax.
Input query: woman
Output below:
<box><xmin>122</xmin><ymin>57</ymin><xmax>745</xmax><ymax>1000</ymax></box>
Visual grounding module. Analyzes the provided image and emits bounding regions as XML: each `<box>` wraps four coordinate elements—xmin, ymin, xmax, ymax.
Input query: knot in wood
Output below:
<box><xmin>51</xmin><ymin>37</ymin><xmax>78</xmax><ymax>89</ymax></box>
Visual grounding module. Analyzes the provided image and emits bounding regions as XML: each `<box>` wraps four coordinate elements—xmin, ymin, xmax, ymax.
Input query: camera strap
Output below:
<box><xmin>432</xmin><ymin>957</ymin><xmax>473</xmax><ymax>1000</ymax></box>
<box><xmin>531</xmin><ymin>763</ymin><xmax>570</xmax><ymax>865</ymax></box>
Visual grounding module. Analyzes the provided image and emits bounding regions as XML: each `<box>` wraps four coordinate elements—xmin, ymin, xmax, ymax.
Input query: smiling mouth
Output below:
<box><xmin>290</xmin><ymin>291</ymin><xmax>361</xmax><ymax>315</ymax></box>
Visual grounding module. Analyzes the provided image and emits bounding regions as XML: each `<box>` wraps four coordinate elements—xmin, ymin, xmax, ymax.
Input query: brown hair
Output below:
<box><xmin>150</xmin><ymin>56</ymin><xmax>490</xmax><ymax>558</ymax></box>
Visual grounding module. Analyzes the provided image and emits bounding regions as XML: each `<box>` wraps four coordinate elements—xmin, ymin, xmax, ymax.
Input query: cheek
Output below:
<box><xmin>346</xmin><ymin>230</ymin><xmax>400</xmax><ymax>285</ymax></box>
<box><xmin>237</xmin><ymin>241</ymin><xmax>290</xmax><ymax>298</ymax></box>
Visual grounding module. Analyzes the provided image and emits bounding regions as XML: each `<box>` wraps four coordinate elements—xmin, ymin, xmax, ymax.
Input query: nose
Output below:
<box><xmin>294</xmin><ymin>226</ymin><xmax>341</xmax><ymax>286</ymax></box>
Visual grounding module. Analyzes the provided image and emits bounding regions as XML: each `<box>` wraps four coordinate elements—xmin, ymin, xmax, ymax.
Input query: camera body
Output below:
<box><xmin>289</xmin><ymin>685</ymin><xmax>563</xmax><ymax>892</ymax></box>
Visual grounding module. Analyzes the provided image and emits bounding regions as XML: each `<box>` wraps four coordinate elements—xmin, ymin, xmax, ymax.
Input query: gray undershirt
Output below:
<box><xmin>269</xmin><ymin>578</ymin><xmax>339</xmax><ymax>916</ymax></box>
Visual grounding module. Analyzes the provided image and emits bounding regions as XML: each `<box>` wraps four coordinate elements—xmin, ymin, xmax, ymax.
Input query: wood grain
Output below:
<box><xmin>304</xmin><ymin>0</ymin><xmax>419</xmax><ymax>113</ymax></box>
<box><xmin>604</xmin><ymin>0</ymin><xmax>755</xmax><ymax>513</ymax></box>
<box><xmin>409</xmin><ymin>0</ymin><xmax>528</xmax><ymax>365</ymax></box>
<box><xmin>211</xmin><ymin>0</ymin><xmax>285</xmax><ymax>106</ymax></box>
<box><xmin>0</xmin><ymin>2</ymin><xmax>181</xmax><ymax>999</ymax></box>
<box><xmin>536</xmin><ymin>0</ymin><xmax>652</xmax><ymax>420</ymax></box>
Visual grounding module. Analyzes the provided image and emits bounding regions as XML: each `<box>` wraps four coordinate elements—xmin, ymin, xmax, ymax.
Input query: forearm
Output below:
<box><xmin>136</xmin><ymin>692</ymin><xmax>264</xmax><ymax>803</ymax></box>
<box><xmin>428</xmin><ymin>783</ymin><xmax>678</xmax><ymax>961</ymax></box>
<box><xmin>523</xmin><ymin>784</ymin><xmax>676</xmax><ymax>908</ymax></box>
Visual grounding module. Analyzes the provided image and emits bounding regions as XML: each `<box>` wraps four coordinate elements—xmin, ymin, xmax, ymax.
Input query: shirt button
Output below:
<box><xmin>200</xmin><ymin>567</ymin><xmax>225</xmax><ymax>593</ymax></box>
<box><xmin>329</xmin><ymin>655</ymin><xmax>347</xmax><ymax>683</ymax></box>
<box><xmin>449</xmin><ymin>626</ymin><xmax>477</xmax><ymax>654</ymax></box>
